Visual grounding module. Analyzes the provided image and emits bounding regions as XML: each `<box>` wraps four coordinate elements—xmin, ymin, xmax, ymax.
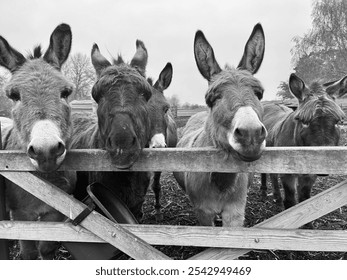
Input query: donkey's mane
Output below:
<box><xmin>295</xmin><ymin>94</ymin><xmax>345</xmax><ymax>123</ymax></box>
<box><xmin>147</xmin><ymin>77</ymin><xmax>153</xmax><ymax>86</ymax></box>
<box><xmin>95</xmin><ymin>64</ymin><xmax>152</xmax><ymax>95</ymax></box>
<box><xmin>27</xmin><ymin>45</ymin><xmax>43</xmax><ymax>59</ymax></box>
<box><xmin>112</xmin><ymin>54</ymin><xmax>124</xmax><ymax>65</ymax></box>
<box><xmin>209</xmin><ymin>68</ymin><xmax>263</xmax><ymax>93</ymax></box>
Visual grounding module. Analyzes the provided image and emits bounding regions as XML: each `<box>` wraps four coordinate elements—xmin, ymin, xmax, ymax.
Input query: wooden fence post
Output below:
<box><xmin>0</xmin><ymin>122</ymin><xmax>9</xmax><ymax>259</ymax></box>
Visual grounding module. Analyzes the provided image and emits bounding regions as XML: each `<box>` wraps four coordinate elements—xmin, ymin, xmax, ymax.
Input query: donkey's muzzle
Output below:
<box><xmin>234</xmin><ymin>125</ymin><xmax>267</xmax><ymax>146</ymax></box>
<box><xmin>106</xmin><ymin>114</ymin><xmax>142</xmax><ymax>169</ymax></box>
<box><xmin>232</xmin><ymin>124</ymin><xmax>267</xmax><ymax>162</ymax></box>
<box><xmin>27</xmin><ymin>141</ymin><xmax>66</xmax><ymax>172</ymax></box>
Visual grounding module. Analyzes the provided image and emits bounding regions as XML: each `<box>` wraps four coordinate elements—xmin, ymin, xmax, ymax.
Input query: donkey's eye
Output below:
<box><xmin>336</xmin><ymin>120</ymin><xmax>344</xmax><ymax>127</ymax></box>
<box><xmin>7</xmin><ymin>88</ymin><xmax>21</xmax><ymax>101</ymax></box>
<box><xmin>163</xmin><ymin>105</ymin><xmax>169</xmax><ymax>113</ymax></box>
<box><xmin>61</xmin><ymin>87</ymin><xmax>72</xmax><ymax>99</ymax></box>
<box><xmin>140</xmin><ymin>90</ymin><xmax>151</xmax><ymax>101</ymax></box>
<box><xmin>302</xmin><ymin>122</ymin><xmax>309</xmax><ymax>128</ymax></box>
<box><xmin>254</xmin><ymin>89</ymin><xmax>263</xmax><ymax>100</ymax></box>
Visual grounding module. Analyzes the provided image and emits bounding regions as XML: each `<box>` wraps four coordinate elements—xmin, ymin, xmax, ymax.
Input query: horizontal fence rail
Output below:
<box><xmin>1</xmin><ymin>146</ymin><xmax>347</xmax><ymax>174</ymax></box>
<box><xmin>1</xmin><ymin>221</ymin><xmax>347</xmax><ymax>252</ymax></box>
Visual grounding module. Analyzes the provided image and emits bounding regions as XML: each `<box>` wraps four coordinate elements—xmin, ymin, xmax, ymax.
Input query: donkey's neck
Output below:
<box><xmin>277</xmin><ymin>113</ymin><xmax>299</xmax><ymax>146</ymax></box>
<box><xmin>70</xmin><ymin>115</ymin><xmax>102</xmax><ymax>149</ymax></box>
<box><xmin>2</xmin><ymin>125</ymin><xmax>24</xmax><ymax>150</ymax></box>
<box><xmin>204</xmin><ymin>114</ymin><xmax>228</xmax><ymax>149</ymax></box>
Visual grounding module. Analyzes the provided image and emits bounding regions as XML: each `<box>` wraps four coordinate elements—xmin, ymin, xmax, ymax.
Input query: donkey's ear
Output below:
<box><xmin>194</xmin><ymin>30</ymin><xmax>221</xmax><ymax>81</ymax></box>
<box><xmin>0</xmin><ymin>36</ymin><xmax>26</xmax><ymax>72</ymax></box>
<box><xmin>91</xmin><ymin>83</ymin><xmax>102</xmax><ymax>103</ymax></box>
<box><xmin>237</xmin><ymin>23</ymin><xmax>265</xmax><ymax>74</ymax></box>
<box><xmin>91</xmin><ymin>43</ymin><xmax>111</xmax><ymax>78</ymax></box>
<box><xmin>43</xmin><ymin>23</ymin><xmax>72</xmax><ymax>69</ymax></box>
<box><xmin>324</xmin><ymin>75</ymin><xmax>347</xmax><ymax>98</ymax></box>
<box><xmin>154</xmin><ymin>62</ymin><xmax>173</xmax><ymax>92</ymax></box>
<box><xmin>130</xmin><ymin>40</ymin><xmax>148</xmax><ymax>76</ymax></box>
<box><xmin>289</xmin><ymin>73</ymin><xmax>306</xmax><ymax>101</ymax></box>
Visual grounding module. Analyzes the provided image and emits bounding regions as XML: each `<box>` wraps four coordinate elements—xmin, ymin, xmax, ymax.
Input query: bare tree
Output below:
<box><xmin>167</xmin><ymin>94</ymin><xmax>181</xmax><ymax>108</ymax></box>
<box><xmin>62</xmin><ymin>53</ymin><xmax>96</xmax><ymax>100</ymax></box>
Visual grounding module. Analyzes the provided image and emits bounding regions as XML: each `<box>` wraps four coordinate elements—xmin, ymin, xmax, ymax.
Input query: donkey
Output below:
<box><xmin>260</xmin><ymin>74</ymin><xmax>347</xmax><ymax>209</ymax></box>
<box><xmin>174</xmin><ymin>24</ymin><xmax>266</xmax><ymax>227</ymax></box>
<box><xmin>147</xmin><ymin>62</ymin><xmax>178</xmax><ymax>220</ymax></box>
<box><xmin>71</xmin><ymin>40</ymin><xmax>154</xmax><ymax>220</ymax></box>
<box><xmin>0</xmin><ymin>24</ymin><xmax>75</xmax><ymax>259</ymax></box>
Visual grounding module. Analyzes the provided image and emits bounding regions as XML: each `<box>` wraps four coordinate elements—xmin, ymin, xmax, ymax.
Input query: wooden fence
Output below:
<box><xmin>0</xmin><ymin>147</ymin><xmax>347</xmax><ymax>260</ymax></box>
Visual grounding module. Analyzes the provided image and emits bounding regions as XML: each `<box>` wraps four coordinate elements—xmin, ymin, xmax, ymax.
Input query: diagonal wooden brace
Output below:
<box><xmin>189</xmin><ymin>179</ymin><xmax>347</xmax><ymax>260</ymax></box>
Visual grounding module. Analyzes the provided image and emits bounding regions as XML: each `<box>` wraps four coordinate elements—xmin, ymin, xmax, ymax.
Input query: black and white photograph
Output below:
<box><xmin>0</xmin><ymin>0</ymin><xmax>346</xmax><ymax>278</ymax></box>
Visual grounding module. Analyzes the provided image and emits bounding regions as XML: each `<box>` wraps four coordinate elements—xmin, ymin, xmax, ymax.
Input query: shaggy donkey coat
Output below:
<box><xmin>174</xmin><ymin>24</ymin><xmax>267</xmax><ymax>227</ymax></box>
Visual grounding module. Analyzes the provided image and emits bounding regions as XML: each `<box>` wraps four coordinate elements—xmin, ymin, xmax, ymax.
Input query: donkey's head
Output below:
<box><xmin>147</xmin><ymin>63</ymin><xmax>172</xmax><ymax>148</ymax></box>
<box><xmin>0</xmin><ymin>24</ymin><xmax>73</xmax><ymax>172</ymax></box>
<box><xmin>290</xmin><ymin>74</ymin><xmax>346</xmax><ymax>146</ymax></box>
<box><xmin>91</xmin><ymin>40</ymin><xmax>152</xmax><ymax>168</ymax></box>
<box><xmin>194</xmin><ymin>24</ymin><xmax>267</xmax><ymax>161</ymax></box>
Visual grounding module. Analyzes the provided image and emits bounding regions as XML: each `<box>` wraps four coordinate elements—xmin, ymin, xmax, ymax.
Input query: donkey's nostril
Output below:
<box><xmin>258</xmin><ymin>125</ymin><xmax>267</xmax><ymax>141</ymax></box>
<box><xmin>27</xmin><ymin>145</ymin><xmax>37</xmax><ymax>159</ymax></box>
<box><xmin>54</xmin><ymin>141</ymin><xmax>66</xmax><ymax>157</ymax></box>
<box><xmin>234</xmin><ymin>127</ymin><xmax>247</xmax><ymax>138</ymax></box>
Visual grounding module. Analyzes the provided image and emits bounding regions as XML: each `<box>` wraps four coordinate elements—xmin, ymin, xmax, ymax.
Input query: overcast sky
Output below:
<box><xmin>0</xmin><ymin>0</ymin><xmax>312</xmax><ymax>105</ymax></box>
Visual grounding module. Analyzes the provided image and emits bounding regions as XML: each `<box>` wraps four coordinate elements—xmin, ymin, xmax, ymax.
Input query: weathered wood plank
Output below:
<box><xmin>1</xmin><ymin>146</ymin><xmax>347</xmax><ymax>173</ymax></box>
<box><xmin>1</xmin><ymin>221</ymin><xmax>347</xmax><ymax>252</ymax></box>
<box><xmin>0</xmin><ymin>171</ymin><xmax>170</xmax><ymax>260</ymax></box>
<box><xmin>189</xmin><ymin>179</ymin><xmax>347</xmax><ymax>260</ymax></box>
<box><xmin>0</xmin><ymin>123</ymin><xmax>9</xmax><ymax>259</ymax></box>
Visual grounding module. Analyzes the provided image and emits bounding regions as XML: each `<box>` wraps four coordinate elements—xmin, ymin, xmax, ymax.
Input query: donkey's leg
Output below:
<box><xmin>38</xmin><ymin>209</ymin><xmax>65</xmax><ymax>260</ymax></box>
<box><xmin>221</xmin><ymin>199</ymin><xmax>246</xmax><ymax>227</ymax></box>
<box><xmin>12</xmin><ymin>209</ymin><xmax>39</xmax><ymax>260</ymax></box>
<box><xmin>297</xmin><ymin>174</ymin><xmax>317</xmax><ymax>203</ymax></box>
<box><xmin>222</xmin><ymin>178</ymin><xmax>247</xmax><ymax>227</ymax></box>
<box><xmin>195</xmin><ymin>208</ymin><xmax>215</xmax><ymax>226</ymax></box>
<box><xmin>128</xmin><ymin>172</ymin><xmax>151</xmax><ymax>222</ymax></box>
<box><xmin>280</xmin><ymin>174</ymin><xmax>297</xmax><ymax>209</ymax></box>
<box><xmin>270</xmin><ymin>174</ymin><xmax>283</xmax><ymax>205</ymax></box>
<box><xmin>152</xmin><ymin>171</ymin><xmax>163</xmax><ymax>221</ymax></box>
<box><xmin>260</xmin><ymin>173</ymin><xmax>267</xmax><ymax>200</ymax></box>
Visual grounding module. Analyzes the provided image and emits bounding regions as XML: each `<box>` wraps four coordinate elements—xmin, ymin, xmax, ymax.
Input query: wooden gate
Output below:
<box><xmin>0</xmin><ymin>147</ymin><xmax>347</xmax><ymax>260</ymax></box>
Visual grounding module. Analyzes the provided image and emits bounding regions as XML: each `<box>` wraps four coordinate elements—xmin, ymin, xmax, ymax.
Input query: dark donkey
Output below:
<box><xmin>0</xmin><ymin>24</ymin><xmax>75</xmax><ymax>259</ymax></box>
<box><xmin>174</xmin><ymin>24</ymin><xmax>266</xmax><ymax>226</ymax></box>
<box><xmin>147</xmin><ymin>62</ymin><xmax>178</xmax><ymax>220</ymax></box>
<box><xmin>71</xmin><ymin>41</ymin><xmax>154</xmax><ymax>220</ymax></box>
<box><xmin>260</xmin><ymin>73</ymin><xmax>347</xmax><ymax>209</ymax></box>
